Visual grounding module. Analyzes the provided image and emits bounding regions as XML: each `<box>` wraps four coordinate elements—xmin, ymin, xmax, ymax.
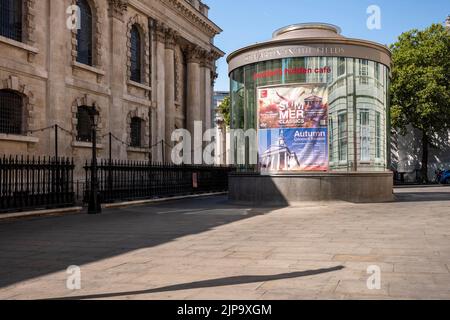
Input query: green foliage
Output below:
<box><xmin>390</xmin><ymin>23</ymin><xmax>450</xmax><ymax>142</ymax></box>
<box><xmin>217</xmin><ymin>96</ymin><xmax>231</xmax><ymax>127</ymax></box>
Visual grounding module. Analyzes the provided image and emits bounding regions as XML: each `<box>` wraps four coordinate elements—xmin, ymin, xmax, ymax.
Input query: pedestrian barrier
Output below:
<box><xmin>0</xmin><ymin>155</ymin><xmax>75</xmax><ymax>213</ymax></box>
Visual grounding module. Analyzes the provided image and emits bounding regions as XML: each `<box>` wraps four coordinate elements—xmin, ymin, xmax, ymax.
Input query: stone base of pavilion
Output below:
<box><xmin>229</xmin><ymin>171</ymin><xmax>394</xmax><ymax>205</ymax></box>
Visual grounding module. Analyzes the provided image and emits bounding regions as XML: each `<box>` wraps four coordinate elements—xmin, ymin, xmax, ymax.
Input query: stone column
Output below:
<box><xmin>211</xmin><ymin>69</ymin><xmax>219</xmax><ymax>126</ymax></box>
<box><xmin>200</xmin><ymin>54</ymin><xmax>210</xmax><ymax>133</ymax></box>
<box><xmin>154</xmin><ymin>21</ymin><xmax>166</xmax><ymax>162</ymax></box>
<box><xmin>204</xmin><ymin>54</ymin><xmax>217</xmax><ymax>132</ymax></box>
<box><xmin>201</xmin><ymin>52</ymin><xmax>219</xmax><ymax>133</ymax></box>
<box><xmin>164</xmin><ymin>29</ymin><xmax>177</xmax><ymax>162</ymax></box>
<box><xmin>204</xmin><ymin>70</ymin><xmax>212</xmax><ymax>131</ymax></box>
<box><xmin>207</xmin><ymin>59</ymin><xmax>220</xmax><ymax>164</ymax></box>
<box><xmin>108</xmin><ymin>0</ymin><xmax>128</xmax><ymax>160</ymax></box>
<box><xmin>186</xmin><ymin>45</ymin><xmax>203</xmax><ymax>163</ymax></box>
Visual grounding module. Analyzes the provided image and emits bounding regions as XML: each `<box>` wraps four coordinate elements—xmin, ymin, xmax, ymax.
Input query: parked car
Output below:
<box><xmin>439</xmin><ymin>170</ymin><xmax>450</xmax><ymax>184</ymax></box>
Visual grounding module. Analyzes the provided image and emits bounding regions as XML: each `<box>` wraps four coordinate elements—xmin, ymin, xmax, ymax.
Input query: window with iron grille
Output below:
<box><xmin>0</xmin><ymin>0</ymin><xmax>23</xmax><ymax>42</ymax></box>
<box><xmin>130</xmin><ymin>25</ymin><xmax>142</xmax><ymax>83</ymax></box>
<box><xmin>130</xmin><ymin>117</ymin><xmax>143</xmax><ymax>147</ymax></box>
<box><xmin>0</xmin><ymin>90</ymin><xmax>23</xmax><ymax>134</ymax></box>
<box><xmin>76</xmin><ymin>106</ymin><xmax>92</xmax><ymax>142</ymax></box>
<box><xmin>76</xmin><ymin>0</ymin><xmax>93</xmax><ymax>66</ymax></box>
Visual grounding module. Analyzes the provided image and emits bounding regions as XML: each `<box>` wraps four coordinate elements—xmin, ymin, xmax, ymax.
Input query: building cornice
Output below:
<box><xmin>157</xmin><ymin>0</ymin><xmax>222</xmax><ymax>37</ymax></box>
<box><xmin>211</xmin><ymin>45</ymin><xmax>225</xmax><ymax>59</ymax></box>
<box><xmin>228</xmin><ymin>37</ymin><xmax>392</xmax><ymax>73</ymax></box>
<box><xmin>129</xmin><ymin>0</ymin><xmax>223</xmax><ymax>52</ymax></box>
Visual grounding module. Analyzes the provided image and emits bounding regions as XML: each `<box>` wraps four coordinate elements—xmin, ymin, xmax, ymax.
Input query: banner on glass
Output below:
<box><xmin>257</xmin><ymin>85</ymin><xmax>328</xmax><ymax>172</ymax></box>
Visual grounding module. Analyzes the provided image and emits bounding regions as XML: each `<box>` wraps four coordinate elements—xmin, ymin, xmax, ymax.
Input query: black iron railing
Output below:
<box><xmin>84</xmin><ymin>160</ymin><xmax>236</xmax><ymax>203</ymax></box>
<box><xmin>0</xmin><ymin>156</ymin><xmax>75</xmax><ymax>213</ymax></box>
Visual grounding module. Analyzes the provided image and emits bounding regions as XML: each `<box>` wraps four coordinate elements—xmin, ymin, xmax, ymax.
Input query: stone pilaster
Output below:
<box><xmin>199</xmin><ymin>52</ymin><xmax>207</xmax><ymax>134</ymax></box>
<box><xmin>108</xmin><ymin>0</ymin><xmax>128</xmax><ymax>159</ymax></box>
<box><xmin>154</xmin><ymin>21</ymin><xmax>166</xmax><ymax>162</ymax></box>
<box><xmin>186</xmin><ymin>44</ymin><xmax>203</xmax><ymax>163</ymax></box>
<box><xmin>164</xmin><ymin>29</ymin><xmax>178</xmax><ymax>162</ymax></box>
<box><xmin>217</xmin><ymin>121</ymin><xmax>227</xmax><ymax>165</ymax></box>
<box><xmin>209</xmin><ymin>52</ymin><xmax>221</xmax><ymax>164</ymax></box>
<box><xmin>201</xmin><ymin>52</ymin><xmax>216</xmax><ymax>132</ymax></box>
<box><xmin>24</xmin><ymin>0</ymin><xmax>36</xmax><ymax>47</ymax></box>
<box><xmin>47</xmin><ymin>0</ymin><xmax>68</xmax><ymax>157</ymax></box>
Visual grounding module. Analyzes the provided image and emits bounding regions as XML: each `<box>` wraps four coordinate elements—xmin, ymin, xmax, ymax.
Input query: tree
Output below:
<box><xmin>390</xmin><ymin>23</ymin><xmax>450</xmax><ymax>182</ymax></box>
<box><xmin>217</xmin><ymin>96</ymin><xmax>231</xmax><ymax>127</ymax></box>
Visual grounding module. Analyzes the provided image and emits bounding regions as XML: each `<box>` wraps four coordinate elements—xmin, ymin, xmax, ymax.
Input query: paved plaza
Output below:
<box><xmin>0</xmin><ymin>186</ymin><xmax>449</xmax><ymax>300</ymax></box>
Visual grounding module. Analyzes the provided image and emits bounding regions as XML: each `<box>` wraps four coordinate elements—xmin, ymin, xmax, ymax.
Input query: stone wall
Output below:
<box><xmin>0</xmin><ymin>0</ymin><xmax>224</xmax><ymax>180</ymax></box>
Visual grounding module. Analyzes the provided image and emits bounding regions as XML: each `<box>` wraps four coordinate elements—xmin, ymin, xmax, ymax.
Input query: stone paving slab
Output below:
<box><xmin>0</xmin><ymin>187</ymin><xmax>450</xmax><ymax>300</ymax></box>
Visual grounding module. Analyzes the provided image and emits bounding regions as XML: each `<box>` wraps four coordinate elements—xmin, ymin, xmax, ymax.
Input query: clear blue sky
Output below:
<box><xmin>204</xmin><ymin>0</ymin><xmax>450</xmax><ymax>91</ymax></box>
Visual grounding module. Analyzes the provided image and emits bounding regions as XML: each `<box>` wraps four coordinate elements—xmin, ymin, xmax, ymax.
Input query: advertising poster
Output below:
<box><xmin>257</xmin><ymin>85</ymin><xmax>328</xmax><ymax>172</ymax></box>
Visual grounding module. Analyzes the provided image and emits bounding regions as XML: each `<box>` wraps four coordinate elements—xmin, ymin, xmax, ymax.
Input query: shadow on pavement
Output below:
<box><xmin>0</xmin><ymin>195</ymin><xmax>286</xmax><ymax>289</ymax></box>
<box><xmin>51</xmin><ymin>266</ymin><xmax>345</xmax><ymax>300</ymax></box>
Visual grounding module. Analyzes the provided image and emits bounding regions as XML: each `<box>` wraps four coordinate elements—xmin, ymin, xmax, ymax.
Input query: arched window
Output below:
<box><xmin>130</xmin><ymin>117</ymin><xmax>144</xmax><ymax>147</ymax></box>
<box><xmin>130</xmin><ymin>25</ymin><xmax>142</xmax><ymax>83</ymax></box>
<box><xmin>76</xmin><ymin>106</ymin><xmax>92</xmax><ymax>142</ymax></box>
<box><xmin>76</xmin><ymin>0</ymin><xmax>93</xmax><ymax>66</ymax></box>
<box><xmin>0</xmin><ymin>90</ymin><xmax>24</xmax><ymax>135</ymax></box>
<box><xmin>0</xmin><ymin>0</ymin><xmax>23</xmax><ymax>42</ymax></box>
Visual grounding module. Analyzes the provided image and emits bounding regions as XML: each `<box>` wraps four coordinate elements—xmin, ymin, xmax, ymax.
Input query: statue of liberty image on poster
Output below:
<box><xmin>258</xmin><ymin>85</ymin><xmax>328</xmax><ymax>172</ymax></box>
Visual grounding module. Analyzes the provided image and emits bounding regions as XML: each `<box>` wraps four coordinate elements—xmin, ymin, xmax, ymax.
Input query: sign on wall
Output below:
<box><xmin>257</xmin><ymin>85</ymin><xmax>328</xmax><ymax>172</ymax></box>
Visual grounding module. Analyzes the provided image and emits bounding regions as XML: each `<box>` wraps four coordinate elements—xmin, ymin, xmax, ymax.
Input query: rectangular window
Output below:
<box><xmin>305</xmin><ymin>57</ymin><xmax>320</xmax><ymax>83</ymax></box>
<box><xmin>0</xmin><ymin>0</ymin><xmax>23</xmax><ymax>42</ymax></box>
<box><xmin>375</xmin><ymin>111</ymin><xmax>381</xmax><ymax>159</ymax></box>
<box><xmin>329</xmin><ymin>117</ymin><xmax>334</xmax><ymax>162</ymax></box>
<box><xmin>130</xmin><ymin>117</ymin><xmax>143</xmax><ymax>147</ymax></box>
<box><xmin>327</xmin><ymin>58</ymin><xmax>333</xmax><ymax>84</ymax></box>
<box><xmin>337</xmin><ymin>57</ymin><xmax>346</xmax><ymax>77</ymax></box>
<box><xmin>360</xmin><ymin>110</ymin><xmax>370</xmax><ymax>162</ymax></box>
<box><xmin>338</xmin><ymin>112</ymin><xmax>347</xmax><ymax>162</ymax></box>
<box><xmin>0</xmin><ymin>90</ymin><xmax>23</xmax><ymax>134</ymax></box>
<box><xmin>76</xmin><ymin>107</ymin><xmax>92</xmax><ymax>143</ymax></box>
<box><xmin>375</xmin><ymin>63</ymin><xmax>381</xmax><ymax>88</ymax></box>
<box><xmin>359</xmin><ymin>59</ymin><xmax>369</xmax><ymax>85</ymax></box>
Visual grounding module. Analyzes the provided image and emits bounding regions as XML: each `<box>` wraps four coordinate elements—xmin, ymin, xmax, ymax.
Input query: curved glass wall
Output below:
<box><xmin>230</xmin><ymin>56</ymin><xmax>390</xmax><ymax>172</ymax></box>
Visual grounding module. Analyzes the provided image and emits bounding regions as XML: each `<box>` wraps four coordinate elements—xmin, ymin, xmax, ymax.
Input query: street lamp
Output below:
<box><xmin>88</xmin><ymin>105</ymin><xmax>101</xmax><ymax>214</ymax></box>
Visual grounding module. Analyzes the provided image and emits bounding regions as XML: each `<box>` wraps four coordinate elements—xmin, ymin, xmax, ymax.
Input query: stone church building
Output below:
<box><xmin>0</xmin><ymin>0</ymin><xmax>223</xmax><ymax>170</ymax></box>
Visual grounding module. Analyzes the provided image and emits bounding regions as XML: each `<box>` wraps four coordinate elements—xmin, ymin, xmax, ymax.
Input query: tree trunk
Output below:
<box><xmin>421</xmin><ymin>132</ymin><xmax>429</xmax><ymax>183</ymax></box>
